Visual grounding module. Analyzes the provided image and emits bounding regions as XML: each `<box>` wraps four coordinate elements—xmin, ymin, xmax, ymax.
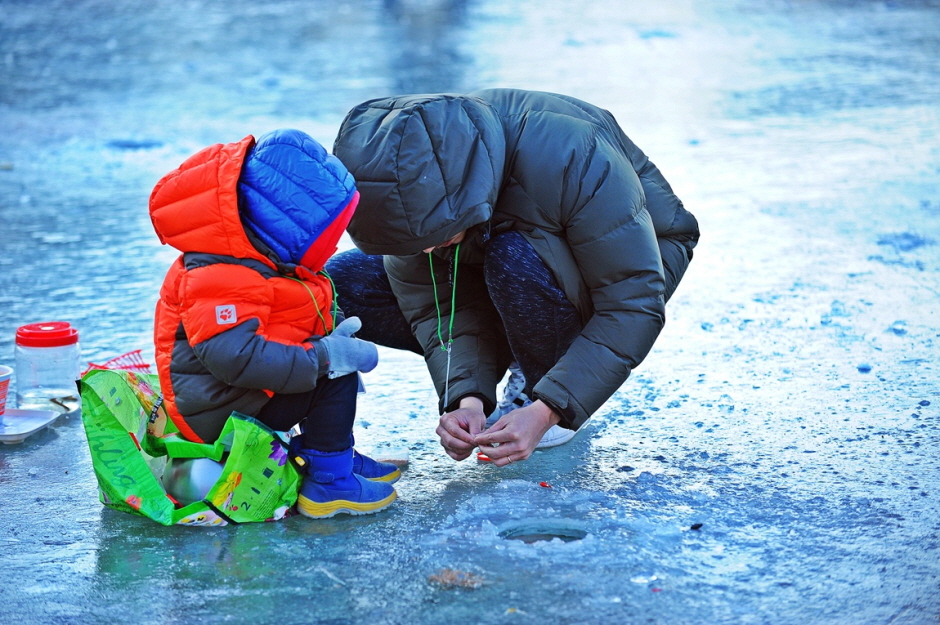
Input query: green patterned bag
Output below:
<box><xmin>80</xmin><ymin>369</ymin><xmax>301</xmax><ymax>526</ymax></box>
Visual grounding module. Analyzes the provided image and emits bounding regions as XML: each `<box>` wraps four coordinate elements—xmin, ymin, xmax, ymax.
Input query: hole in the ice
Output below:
<box><xmin>497</xmin><ymin>519</ymin><xmax>588</xmax><ymax>543</ymax></box>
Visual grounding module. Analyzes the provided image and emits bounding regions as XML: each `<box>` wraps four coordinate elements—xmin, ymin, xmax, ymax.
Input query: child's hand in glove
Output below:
<box><xmin>317</xmin><ymin>317</ymin><xmax>378</xmax><ymax>379</ymax></box>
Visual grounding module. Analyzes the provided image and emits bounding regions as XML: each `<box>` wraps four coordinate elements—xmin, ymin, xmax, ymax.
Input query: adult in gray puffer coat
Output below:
<box><xmin>326</xmin><ymin>88</ymin><xmax>700</xmax><ymax>467</ymax></box>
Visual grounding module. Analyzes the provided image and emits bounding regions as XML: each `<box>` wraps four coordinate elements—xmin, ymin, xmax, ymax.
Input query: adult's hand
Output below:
<box><xmin>436</xmin><ymin>395</ymin><xmax>486</xmax><ymax>461</ymax></box>
<box><xmin>475</xmin><ymin>400</ymin><xmax>561</xmax><ymax>467</ymax></box>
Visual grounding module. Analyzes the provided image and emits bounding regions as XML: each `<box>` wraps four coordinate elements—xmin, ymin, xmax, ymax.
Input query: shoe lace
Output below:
<box><xmin>498</xmin><ymin>363</ymin><xmax>526</xmax><ymax>409</ymax></box>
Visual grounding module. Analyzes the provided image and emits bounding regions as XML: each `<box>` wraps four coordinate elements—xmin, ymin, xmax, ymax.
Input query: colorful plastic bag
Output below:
<box><xmin>80</xmin><ymin>369</ymin><xmax>300</xmax><ymax>526</ymax></box>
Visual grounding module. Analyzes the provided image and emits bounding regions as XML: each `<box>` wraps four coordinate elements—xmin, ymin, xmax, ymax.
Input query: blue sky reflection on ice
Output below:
<box><xmin>0</xmin><ymin>0</ymin><xmax>938</xmax><ymax>623</ymax></box>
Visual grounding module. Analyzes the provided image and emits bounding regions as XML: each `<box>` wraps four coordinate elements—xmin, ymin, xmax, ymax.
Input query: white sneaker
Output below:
<box><xmin>535</xmin><ymin>424</ymin><xmax>576</xmax><ymax>449</ymax></box>
<box><xmin>485</xmin><ymin>407</ymin><xmax>575</xmax><ymax>449</ymax></box>
<box><xmin>486</xmin><ymin>363</ymin><xmax>576</xmax><ymax>449</ymax></box>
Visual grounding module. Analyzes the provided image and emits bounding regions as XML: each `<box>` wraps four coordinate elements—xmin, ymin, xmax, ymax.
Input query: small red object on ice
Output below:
<box><xmin>651</xmin><ymin>587</ymin><xmax>663</xmax><ymax>593</ymax></box>
<box><xmin>539</xmin><ymin>481</ymin><xmax>552</xmax><ymax>488</ymax></box>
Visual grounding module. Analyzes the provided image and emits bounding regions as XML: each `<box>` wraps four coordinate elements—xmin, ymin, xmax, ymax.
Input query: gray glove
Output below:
<box><xmin>317</xmin><ymin>317</ymin><xmax>378</xmax><ymax>379</ymax></box>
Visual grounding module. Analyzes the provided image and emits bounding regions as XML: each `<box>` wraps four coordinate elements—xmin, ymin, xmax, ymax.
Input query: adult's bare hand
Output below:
<box><xmin>436</xmin><ymin>395</ymin><xmax>487</xmax><ymax>461</ymax></box>
<box><xmin>475</xmin><ymin>400</ymin><xmax>561</xmax><ymax>467</ymax></box>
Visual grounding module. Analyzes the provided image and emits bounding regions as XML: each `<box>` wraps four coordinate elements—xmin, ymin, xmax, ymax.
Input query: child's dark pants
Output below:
<box><xmin>255</xmin><ymin>372</ymin><xmax>359</xmax><ymax>452</ymax></box>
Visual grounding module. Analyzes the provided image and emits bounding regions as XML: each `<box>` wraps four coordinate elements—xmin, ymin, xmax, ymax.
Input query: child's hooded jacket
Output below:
<box><xmin>150</xmin><ymin>130</ymin><xmax>358</xmax><ymax>443</ymax></box>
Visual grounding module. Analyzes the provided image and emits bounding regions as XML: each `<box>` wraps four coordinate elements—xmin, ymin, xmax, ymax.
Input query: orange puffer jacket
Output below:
<box><xmin>150</xmin><ymin>134</ymin><xmax>356</xmax><ymax>443</ymax></box>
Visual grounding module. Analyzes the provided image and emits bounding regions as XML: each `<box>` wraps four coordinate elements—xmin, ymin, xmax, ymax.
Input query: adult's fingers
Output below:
<box><xmin>491</xmin><ymin>453</ymin><xmax>520</xmax><ymax>467</ymax></box>
<box><xmin>477</xmin><ymin>438</ymin><xmax>524</xmax><ymax>462</ymax></box>
<box><xmin>482</xmin><ymin>442</ymin><xmax>530</xmax><ymax>466</ymax></box>
<box><xmin>439</xmin><ymin>414</ymin><xmax>476</xmax><ymax>445</ymax></box>
<box><xmin>436</xmin><ymin>421</ymin><xmax>476</xmax><ymax>457</ymax></box>
<box><xmin>477</xmin><ymin>421</ymin><xmax>540</xmax><ymax>466</ymax></box>
<box><xmin>474</xmin><ymin>423</ymin><xmax>513</xmax><ymax>448</ymax></box>
<box><xmin>467</xmin><ymin>415</ymin><xmax>484</xmax><ymax>437</ymax></box>
<box><xmin>438</xmin><ymin>432</ymin><xmax>476</xmax><ymax>461</ymax></box>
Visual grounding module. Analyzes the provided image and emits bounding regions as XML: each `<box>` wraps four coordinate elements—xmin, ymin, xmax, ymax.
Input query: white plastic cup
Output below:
<box><xmin>14</xmin><ymin>321</ymin><xmax>81</xmax><ymax>412</ymax></box>
<box><xmin>0</xmin><ymin>365</ymin><xmax>12</xmax><ymax>416</ymax></box>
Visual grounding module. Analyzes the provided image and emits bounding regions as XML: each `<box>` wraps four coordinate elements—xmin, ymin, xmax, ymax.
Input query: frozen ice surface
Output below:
<box><xmin>1</xmin><ymin>0</ymin><xmax>939</xmax><ymax>623</ymax></box>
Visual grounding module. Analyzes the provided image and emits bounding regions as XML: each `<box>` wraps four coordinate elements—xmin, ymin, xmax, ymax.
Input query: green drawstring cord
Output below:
<box><xmin>320</xmin><ymin>270</ymin><xmax>340</xmax><ymax>327</ymax></box>
<box><xmin>429</xmin><ymin>243</ymin><xmax>460</xmax><ymax>409</ymax></box>
<box><xmin>288</xmin><ymin>270</ymin><xmax>339</xmax><ymax>335</ymax></box>
<box><xmin>429</xmin><ymin>243</ymin><xmax>460</xmax><ymax>350</ymax></box>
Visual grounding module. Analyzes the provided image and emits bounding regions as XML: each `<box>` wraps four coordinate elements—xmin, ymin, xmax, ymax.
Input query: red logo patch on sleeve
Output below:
<box><xmin>216</xmin><ymin>305</ymin><xmax>237</xmax><ymax>325</ymax></box>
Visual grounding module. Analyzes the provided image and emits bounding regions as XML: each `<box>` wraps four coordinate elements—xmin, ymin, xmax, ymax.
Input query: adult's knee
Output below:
<box><xmin>325</xmin><ymin>249</ymin><xmax>383</xmax><ymax>294</ymax></box>
<box><xmin>484</xmin><ymin>231</ymin><xmax>532</xmax><ymax>291</ymax></box>
<box><xmin>484</xmin><ymin>231</ymin><xmax>574</xmax><ymax>317</ymax></box>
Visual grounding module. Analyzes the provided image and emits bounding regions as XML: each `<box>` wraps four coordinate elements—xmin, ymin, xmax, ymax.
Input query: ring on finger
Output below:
<box><xmin>506</xmin><ymin>455</ymin><xmax>513</xmax><ymax>464</ymax></box>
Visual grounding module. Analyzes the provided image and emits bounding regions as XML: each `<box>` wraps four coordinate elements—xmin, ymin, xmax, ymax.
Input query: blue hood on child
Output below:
<box><xmin>238</xmin><ymin>129</ymin><xmax>357</xmax><ymax>269</ymax></box>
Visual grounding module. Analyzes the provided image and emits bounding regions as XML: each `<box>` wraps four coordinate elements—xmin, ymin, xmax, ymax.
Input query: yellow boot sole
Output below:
<box><xmin>297</xmin><ymin>490</ymin><xmax>397</xmax><ymax>519</ymax></box>
<box><xmin>366</xmin><ymin>468</ymin><xmax>401</xmax><ymax>483</ymax></box>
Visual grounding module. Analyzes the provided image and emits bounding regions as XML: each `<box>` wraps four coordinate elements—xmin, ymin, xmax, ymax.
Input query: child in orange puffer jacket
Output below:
<box><xmin>149</xmin><ymin>129</ymin><xmax>398</xmax><ymax>518</ymax></box>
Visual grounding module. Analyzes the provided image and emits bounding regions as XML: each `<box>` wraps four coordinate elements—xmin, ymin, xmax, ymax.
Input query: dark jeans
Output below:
<box><xmin>325</xmin><ymin>232</ymin><xmax>582</xmax><ymax>400</ymax></box>
<box><xmin>254</xmin><ymin>372</ymin><xmax>359</xmax><ymax>452</ymax></box>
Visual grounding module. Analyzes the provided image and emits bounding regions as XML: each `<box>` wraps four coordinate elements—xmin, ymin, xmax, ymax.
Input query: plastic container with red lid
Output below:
<box><xmin>14</xmin><ymin>321</ymin><xmax>81</xmax><ymax>412</ymax></box>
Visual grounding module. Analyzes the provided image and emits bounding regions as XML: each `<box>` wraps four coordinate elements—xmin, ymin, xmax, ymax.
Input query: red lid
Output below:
<box><xmin>15</xmin><ymin>321</ymin><xmax>80</xmax><ymax>347</ymax></box>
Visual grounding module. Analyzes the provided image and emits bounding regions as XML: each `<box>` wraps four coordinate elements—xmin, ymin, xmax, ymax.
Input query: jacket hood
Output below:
<box><xmin>333</xmin><ymin>94</ymin><xmax>506</xmax><ymax>256</ymax></box>
<box><xmin>238</xmin><ymin>129</ymin><xmax>357</xmax><ymax>272</ymax></box>
<box><xmin>150</xmin><ymin>130</ymin><xmax>357</xmax><ymax>272</ymax></box>
<box><xmin>150</xmin><ymin>135</ymin><xmax>260</xmax><ymax>261</ymax></box>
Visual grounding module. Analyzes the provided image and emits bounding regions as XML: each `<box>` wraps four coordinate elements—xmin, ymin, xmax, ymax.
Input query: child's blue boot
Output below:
<box><xmin>353</xmin><ymin>449</ymin><xmax>401</xmax><ymax>483</ymax></box>
<box><xmin>293</xmin><ymin>447</ymin><xmax>396</xmax><ymax>519</ymax></box>
<box><xmin>290</xmin><ymin>434</ymin><xmax>401</xmax><ymax>483</ymax></box>
<box><xmin>347</xmin><ymin>434</ymin><xmax>401</xmax><ymax>483</ymax></box>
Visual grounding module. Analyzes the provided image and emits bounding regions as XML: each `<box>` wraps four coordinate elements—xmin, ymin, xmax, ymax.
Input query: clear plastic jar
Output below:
<box><xmin>14</xmin><ymin>321</ymin><xmax>81</xmax><ymax>412</ymax></box>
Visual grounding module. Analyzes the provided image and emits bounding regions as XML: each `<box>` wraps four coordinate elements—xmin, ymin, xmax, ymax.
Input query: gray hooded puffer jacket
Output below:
<box><xmin>334</xmin><ymin>88</ymin><xmax>699</xmax><ymax>429</ymax></box>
